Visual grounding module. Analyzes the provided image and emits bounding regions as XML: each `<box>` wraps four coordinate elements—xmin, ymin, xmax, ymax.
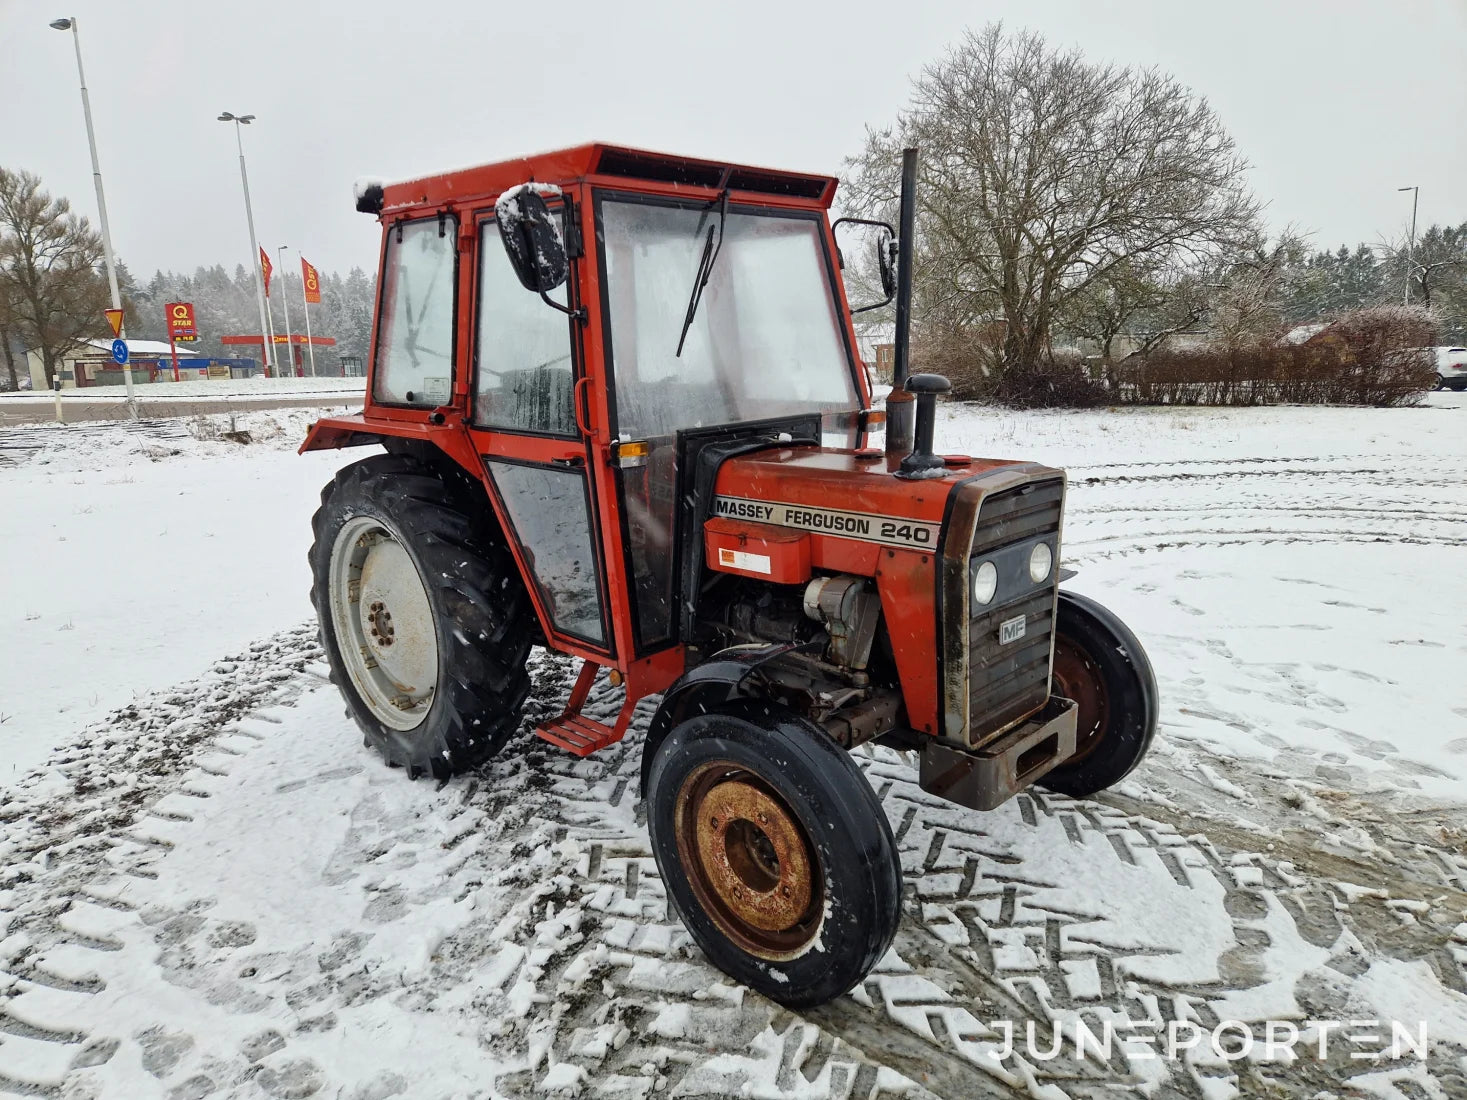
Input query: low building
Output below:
<box><xmin>852</xmin><ymin>321</ymin><xmax>895</xmax><ymax>380</ymax></box>
<box><xmin>26</xmin><ymin>338</ymin><xmax>201</xmax><ymax>389</ymax></box>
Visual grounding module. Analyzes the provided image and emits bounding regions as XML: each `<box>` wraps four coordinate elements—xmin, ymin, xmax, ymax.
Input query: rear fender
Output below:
<box><xmin>639</xmin><ymin>644</ymin><xmax>800</xmax><ymax>796</ymax></box>
<box><xmin>300</xmin><ymin>415</ymin><xmax>484</xmax><ymax>483</ymax></box>
<box><xmin>299</xmin><ymin>415</ymin><xmax>383</xmax><ymax>453</ymax></box>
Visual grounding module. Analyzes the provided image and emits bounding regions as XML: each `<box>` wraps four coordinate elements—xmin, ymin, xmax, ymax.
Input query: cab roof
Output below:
<box><xmin>375</xmin><ymin>143</ymin><xmax>838</xmax><ymax>215</ymax></box>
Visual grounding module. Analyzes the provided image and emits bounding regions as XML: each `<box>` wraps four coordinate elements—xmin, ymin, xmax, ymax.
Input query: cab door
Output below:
<box><xmin>467</xmin><ymin>208</ymin><xmax>613</xmax><ymax>657</ymax></box>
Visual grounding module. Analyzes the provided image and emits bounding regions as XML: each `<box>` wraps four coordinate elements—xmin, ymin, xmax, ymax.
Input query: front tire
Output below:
<box><xmin>646</xmin><ymin>704</ymin><xmax>901</xmax><ymax>1008</ymax></box>
<box><xmin>309</xmin><ymin>454</ymin><xmax>534</xmax><ymax>779</ymax></box>
<box><xmin>1039</xmin><ymin>591</ymin><xmax>1158</xmax><ymax>798</ymax></box>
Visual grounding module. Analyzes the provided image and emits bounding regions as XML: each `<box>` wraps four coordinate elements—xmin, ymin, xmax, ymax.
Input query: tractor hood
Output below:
<box><xmin>710</xmin><ymin>444</ymin><xmax>1054</xmax><ymax>554</ymax></box>
<box><xmin>704</xmin><ymin>443</ymin><xmax>1067</xmax><ymax>738</ymax></box>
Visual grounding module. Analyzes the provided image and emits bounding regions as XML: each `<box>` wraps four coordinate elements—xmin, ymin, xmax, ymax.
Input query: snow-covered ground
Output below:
<box><xmin>0</xmin><ymin>396</ymin><xmax>1464</xmax><ymax>1099</ymax></box>
<box><xmin>0</xmin><ymin>410</ymin><xmax>352</xmax><ymax>784</ymax></box>
<box><xmin>936</xmin><ymin>396</ymin><xmax>1467</xmax><ymax>807</ymax></box>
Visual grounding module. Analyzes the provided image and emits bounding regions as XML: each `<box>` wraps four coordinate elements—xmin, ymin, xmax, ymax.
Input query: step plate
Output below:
<box><xmin>534</xmin><ymin>714</ymin><xmax>621</xmax><ymax>757</ymax></box>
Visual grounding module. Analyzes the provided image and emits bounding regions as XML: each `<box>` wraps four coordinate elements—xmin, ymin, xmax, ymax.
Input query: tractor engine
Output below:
<box><xmin>702</xmin><ymin>574</ymin><xmax>901</xmax><ymax>750</ymax></box>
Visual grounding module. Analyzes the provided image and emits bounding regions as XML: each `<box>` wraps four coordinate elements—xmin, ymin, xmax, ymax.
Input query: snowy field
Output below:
<box><xmin>0</xmin><ymin>410</ymin><xmax>353</xmax><ymax>782</ymax></box>
<box><xmin>0</xmin><ymin>396</ymin><xmax>1464</xmax><ymax>1099</ymax></box>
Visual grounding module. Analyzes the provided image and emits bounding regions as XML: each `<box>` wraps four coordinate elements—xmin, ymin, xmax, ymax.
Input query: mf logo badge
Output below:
<box><xmin>999</xmin><ymin>614</ymin><xmax>1027</xmax><ymax>645</ymax></box>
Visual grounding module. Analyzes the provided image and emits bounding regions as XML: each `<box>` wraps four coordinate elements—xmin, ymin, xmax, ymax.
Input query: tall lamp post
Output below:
<box><xmin>277</xmin><ymin>245</ymin><xmax>294</xmax><ymax>377</ymax></box>
<box><xmin>218</xmin><ymin>112</ymin><xmax>275</xmax><ymax>376</ymax></box>
<box><xmin>49</xmin><ymin>16</ymin><xmax>136</xmax><ymax>415</ymax></box>
<box><xmin>1398</xmin><ymin>185</ymin><xmax>1419</xmax><ymax>307</ymax></box>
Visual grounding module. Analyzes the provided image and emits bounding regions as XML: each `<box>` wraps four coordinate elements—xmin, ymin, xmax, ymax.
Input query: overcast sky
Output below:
<box><xmin>2</xmin><ymin>0</ymin><xmax>1463</xmax><ymax>283</ymax></box>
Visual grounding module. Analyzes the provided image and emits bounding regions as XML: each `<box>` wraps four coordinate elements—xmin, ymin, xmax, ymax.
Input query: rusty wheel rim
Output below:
<box><xmin>1051</xmin><ymin>636</ymin><xmax>1111</xmax><ymax>765</ymax></box>
<box><xmin>674</xmin><ymin>762</ymin><xmax>824</xmax><ymax>961</ymax></box>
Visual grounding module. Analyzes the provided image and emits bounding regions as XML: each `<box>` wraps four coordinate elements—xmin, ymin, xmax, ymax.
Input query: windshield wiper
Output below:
<box><xmin>676</xmin><ymin>190</ymin><xmax>728</xmax><ymax>357</ymax></box>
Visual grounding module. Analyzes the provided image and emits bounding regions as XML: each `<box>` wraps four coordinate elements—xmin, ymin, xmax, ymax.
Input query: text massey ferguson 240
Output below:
<box><xmin>300</xmin><ymin>144</ymin><xmax>1158</xmax><ymax>1006</ymax></box>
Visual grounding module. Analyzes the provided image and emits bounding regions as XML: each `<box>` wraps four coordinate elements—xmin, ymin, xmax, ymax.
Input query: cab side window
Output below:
<box><xmin>374</xmin><ymin>217</ymin><xmax>458</xmax><ymax>406</ymax></box>
<box><xmin>474</xmin><ymin>221</ymin><xmax>576</xmax><ymax>435</ymax></box>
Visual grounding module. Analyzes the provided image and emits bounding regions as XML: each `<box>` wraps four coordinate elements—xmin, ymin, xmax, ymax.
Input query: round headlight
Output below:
<box><xmin>1029</xmin><ymin>542</ymin><xmax>1053</xmax><ymax>584</ymax></box>
<box><xmin>973</xmin><ymin>561</ymin><xmax>998</xmax><ymax>605</ymax></box>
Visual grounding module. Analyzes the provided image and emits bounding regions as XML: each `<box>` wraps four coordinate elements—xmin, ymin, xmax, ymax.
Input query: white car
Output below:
<box><xmin>1433</xmin><ymin>346</ymin><xmax>1467</xmax><ymax>390</ymax></box>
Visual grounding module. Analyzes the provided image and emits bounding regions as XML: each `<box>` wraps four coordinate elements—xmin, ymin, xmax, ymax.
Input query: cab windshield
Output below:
<box><xmin>598</xmin><ymin>197</ymin><xmax>859</xmax><ymax>438</ymax></box>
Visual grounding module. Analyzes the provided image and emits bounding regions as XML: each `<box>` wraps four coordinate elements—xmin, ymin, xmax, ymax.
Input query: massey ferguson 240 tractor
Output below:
<box><xmin>301</xmin><ymin>144</ymin><xmax>1158</xmax><ymax>1007</ymax></box>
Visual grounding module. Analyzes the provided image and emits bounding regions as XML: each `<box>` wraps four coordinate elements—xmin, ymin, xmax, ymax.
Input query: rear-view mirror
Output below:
<box><xmin>832</xmin><ymin>216</ymin><xmax>898</xmax><ymax>315</ymax></box>
<box><xmin>497</xmin><ymin>186</ymin><xmax>568</xmax><ymax>294</ymax></box>
<box><xmin>878</xmin><ymin>235</ymin><xmax>898</xmax><ymax>299</ymax></box>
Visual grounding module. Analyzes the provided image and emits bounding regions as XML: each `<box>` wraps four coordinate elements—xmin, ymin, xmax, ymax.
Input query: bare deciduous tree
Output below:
<box><xmin>1202</xmin><ymin>233</ymin><xmax>1311</xmax><ymax>347</ymax></box>
<box><xmin>1379</xmin><ymin>224</ymin><xmax>1467</xmax><ymax>312</ymax></box>
<box><xmin>1063</xmin><ymin>261</ymin><xmax>1166</xmax><ymax>361</ymax></box>
<box><xmin>1060</xmin><ymin>259</ymin><xmax>1214</xmax><ymax>392</ymax></box>
<box><xmin>0</xmin><ymin>167</ymin><xmax>109</xmax><ymax>388</ymax></box>
<box><xmin>843</xmin><ymin>24</ymin><xmax>1260</xmax><ymax>393</ymax></box>
<box><xmin>0</xmin><ymin>279</ymin><xmax>21</xmax><ymax>390</ymax></box>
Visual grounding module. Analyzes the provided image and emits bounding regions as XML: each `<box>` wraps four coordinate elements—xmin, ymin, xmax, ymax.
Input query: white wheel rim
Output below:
<box><xmin>329</xmin><ymin>515</ymin><xmax>439</xmax><ymax>731</ymax></box>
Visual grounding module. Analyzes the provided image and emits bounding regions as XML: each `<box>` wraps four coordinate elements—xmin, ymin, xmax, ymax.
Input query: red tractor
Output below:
<box><xmin>302</xmin><ymin>144</ymin><xmax>1157</xmax><ymax>1007</ymax></box>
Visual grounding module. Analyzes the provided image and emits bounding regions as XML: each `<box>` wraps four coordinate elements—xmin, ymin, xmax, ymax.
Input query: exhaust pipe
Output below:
<box><xmin>886</xmin><ymin>147</ymin><xmax>919</xmax><ymax>459</ymax></box>
<box><xmin>882</xmin><ymin>146</ymin><xmax>952</xmax><ymax>481</ymax></box>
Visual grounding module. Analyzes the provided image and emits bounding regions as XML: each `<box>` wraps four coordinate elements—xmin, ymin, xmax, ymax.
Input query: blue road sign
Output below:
<box><xmin>110</xmin><ymin>338</ymin><xmax>129</xmax><ymax>366</ymax></box>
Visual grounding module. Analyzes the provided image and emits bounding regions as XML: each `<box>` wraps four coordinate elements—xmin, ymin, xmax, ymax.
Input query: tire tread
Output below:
<box><xmin>309</xmin><ymin>453</ymin><xmax>533</xmax><ymax>780</ymax></box>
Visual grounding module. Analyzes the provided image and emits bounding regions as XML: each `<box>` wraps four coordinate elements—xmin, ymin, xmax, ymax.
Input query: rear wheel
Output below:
<box><xmin>1039</xmin><ymin>591</ymin><xmax>1158</xmax><ymax>798</ymax></box>
<box><xmin>309</xmin><ymin>454</ymin><xmax>534</xmax><ymax>779</ymax></box>
<box><xmin>646</xmin><ymin>704</ymin><xmax>901</xmax><ymax>1008</ymax></box>
<box><xmin>1436</xmin><ymin>373</ymin><xmax>1447</xmax><ymax>391</ymax></box>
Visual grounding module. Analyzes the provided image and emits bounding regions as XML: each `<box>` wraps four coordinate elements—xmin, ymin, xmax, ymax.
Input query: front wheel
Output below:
<box><xmin>646</xmin><ymin>704</ymin><xmax>902</xmax><ymax>1008</ymax></box>
<box><xmin>1039</xmin><ymin>591</ymin><xmax>1158</xmax><ymax>798</ymax></box>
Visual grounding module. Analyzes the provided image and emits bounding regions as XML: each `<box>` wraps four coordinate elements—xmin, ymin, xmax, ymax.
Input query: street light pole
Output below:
<box><xmin>50</xmin><ymin>16</ymin><xmax>136</xmax><ymax>416</ymax></box>
<box><xmin>1398</xmin><ymin>185</ymin><xmax>1419</xmax><ymax>306</ymax></box>
<box><xmin>218</xmin><ymin>112</ymin><xmax>275</xmax><ymax>376</ymax></box>
<box><xmin>277</xmin><ymin>245</ymin><xmax>294</xmax><ymax>377</ymax></box>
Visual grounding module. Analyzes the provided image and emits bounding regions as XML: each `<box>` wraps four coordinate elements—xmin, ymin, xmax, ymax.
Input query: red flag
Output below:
<box><xmin>260</xmin><ymin>246</ymin><xmax>273</xmax><ymax>298</ymax></box>
<box><xmin>301</xmin><ymin>256</ymin><xmax>322</xmax><ymax>304</ymax></box>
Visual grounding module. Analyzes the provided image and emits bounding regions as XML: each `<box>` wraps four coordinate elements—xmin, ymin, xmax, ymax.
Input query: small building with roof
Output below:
<box><xmin>26</xmin><ymin>338</ymin><xmax>201</xmax><ymax>390</ymax></box>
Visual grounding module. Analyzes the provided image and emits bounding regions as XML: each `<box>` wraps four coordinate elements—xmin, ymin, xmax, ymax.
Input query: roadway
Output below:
<box><xmin>0</xmin><ymin>386</ymin><xmax>364</xmax><ymax>426</ymax></box>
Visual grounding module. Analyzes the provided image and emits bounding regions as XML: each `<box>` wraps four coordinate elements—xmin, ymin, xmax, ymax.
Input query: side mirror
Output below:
<box><xmin>832</xmin><ymin>216</ymin><xmax>897</xmax><ymax>315</ymax></box>
<box><xmin>496</xmin><ymin>185</ymin><xmax>568</xmax><ymax>294</ymax></box>
<box><xmin>878</xmin><ymin>235</ymin><xmax>898</xmax><ymax>299</ymax></box>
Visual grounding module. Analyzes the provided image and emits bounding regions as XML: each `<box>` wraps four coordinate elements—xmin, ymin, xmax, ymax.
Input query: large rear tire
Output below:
<box><xmin>646</xmin><ymin>703</ymin><xmax>902</xmax><ymax>1008</ymax></box>
<box><xmin>1039</xmin><ymin>590</ymin><xmax>1158</xmax><ymax>798</ymax></box>
<box><xmin>309</xmin><ymin>453</ymin><xmax>533</xmax><ymax>779</ymax></box>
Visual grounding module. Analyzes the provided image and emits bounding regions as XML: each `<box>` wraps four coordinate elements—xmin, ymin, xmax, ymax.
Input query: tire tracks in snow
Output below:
<box><xmin>1060</xmin><ymin>452</ymin><xmax>1467</xmax><ymax>566</ymax></box>
<box><xmin>4</xmin><ymin>437</ymin><xmax>1467</xmax><ymax>1096</ymax></box>
<box><xmin>1</xmin><ymin>651</ymin><xmax>1464</xmax><ymax>1098</ymax></box>
<box><xmin>0</xmin><ymin>626</ymin><xmax>323</xmax><ymax>1098</ymax></box>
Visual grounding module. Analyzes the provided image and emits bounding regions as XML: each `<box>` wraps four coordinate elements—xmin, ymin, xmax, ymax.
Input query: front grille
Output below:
<box><xmin>965</xmin><ymin>479</ymin><xmax>1063</xmax><ymax>744</ymax></box>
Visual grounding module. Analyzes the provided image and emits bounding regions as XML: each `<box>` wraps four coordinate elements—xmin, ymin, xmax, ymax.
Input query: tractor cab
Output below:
<box><xmin>302</xmin><ymin>144</ymin><xmax>1157</xmax><ymax>1007</ymax></box>
<box><xmin>309</xmin><ymin>146</ymin><xmax>883</xmax><ymax>688</ymax></box>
